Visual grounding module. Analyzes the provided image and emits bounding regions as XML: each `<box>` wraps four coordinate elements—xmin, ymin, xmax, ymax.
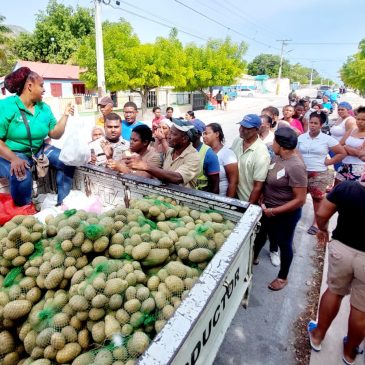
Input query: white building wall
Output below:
<box><xmin>43</xmin><ymin>79</ymin><xmax>75</xmax><ymax>97</ymax></box>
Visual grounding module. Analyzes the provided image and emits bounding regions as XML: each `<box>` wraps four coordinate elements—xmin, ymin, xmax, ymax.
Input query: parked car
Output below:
<box><xmin>238</xmin><ymin>88</ymin><xmax>255</xmax><ymax>97</ymax></box>
<box><xmin>316</xmin><ymin>85</ymin><xmax>331</xmax><ymax>99</ymax></box>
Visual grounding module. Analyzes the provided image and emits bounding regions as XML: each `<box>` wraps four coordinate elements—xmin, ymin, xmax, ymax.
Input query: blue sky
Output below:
<box><xmin>2</xmin><ymin>0</ymin><xmax>364</xmax><ymax>82</ymax></box>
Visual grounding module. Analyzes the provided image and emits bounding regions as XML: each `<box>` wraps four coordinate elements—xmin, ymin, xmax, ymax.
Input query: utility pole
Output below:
<box><xmin>309</xmin><ymin>61</ymin><xmax>314</xmax><ymax>87</ymax></box>
<box><xmin>276</xmin><ymin>39</ymin><xmax>291</xmax><ymax>96</ymax></box>
<box><xmin>94</xmin><ymin>0</ymin><xmax>106</xmax><ymax>97</ymax></box>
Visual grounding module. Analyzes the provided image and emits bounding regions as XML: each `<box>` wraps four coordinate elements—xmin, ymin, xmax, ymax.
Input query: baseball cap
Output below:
<box><xmin>191</xmin><ymin>119</ymin><xmax>206</xmax><ymax>135</ymax></box>
<box><xmin>274</xmin><ymin>127</ymin><xmax>298</xmax><ymax>149</ymax></box>
<box><xmin>98</xmin><ymin>96</ymin><xmax>113</xmax><ymax>106</ymax></box>
<box><xmin>338</xmin><ymin>101</ymin><xmax>352</xmax><ymax>110</ymax></box>
<box><xmin>238</xmin><ymin>114</ymin><xmax>262</xmax><ymax>129</ymax></box>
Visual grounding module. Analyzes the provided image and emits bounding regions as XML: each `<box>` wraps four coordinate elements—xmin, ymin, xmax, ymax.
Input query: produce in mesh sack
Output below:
<box><xmin>71</xmin><ymin>330</ymin><xmax>150</xmax><ymax>365</ymax></box>
<box><xmin>67</xmin><ymin>257</ymin><xmax>151</xmax><ymax>334</ymax></box>
<box><xmin>0</xmin><ymin>330</ymin><xmax>22</xmax><ymax>365</ymax></box>
<box><xmin>147</xmin><ymin>261</ymin><xmax>200</xmax><ymax>333</ymax></box>
<box><xmin>23</xmin><ymin>236</ymin><xmax>89</xmax><ymax>291</ymax></box>
<box><xmin>45</xmin><ymin>209</ymin><xmax>114</xmax><ymax>256</ymax></box>
<box><xmin>0</xmin><ymin>267</ymin><xmax>42</xmax><ymax>329</ymax></box>
<box><xmin>0</xmin><ymin>194</ymin><xmax>236</xmax><ymax>364</ymax></box>
<box><xmin>20</xmin><ymin>290</ymin><xmax>78</xmax><ymax>362</ymax></box>
<box><xmin>0</xmin><ymin>215</ymin><xmax>44</xmax><ymax>275</ymax></box>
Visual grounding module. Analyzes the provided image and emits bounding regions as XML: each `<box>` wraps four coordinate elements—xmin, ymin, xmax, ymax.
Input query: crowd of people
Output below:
<box><xmin>0</xmin><ymin>67</ymin><xmax>365</xmax><ymax>364</ymax></box>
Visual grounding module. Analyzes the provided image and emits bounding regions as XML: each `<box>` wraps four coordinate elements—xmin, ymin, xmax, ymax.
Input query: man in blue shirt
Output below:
<box><xmin>190</xmin><ymin>120</ymin><xmax>220</xmax><ymax>194</ymax></box>
<box><xmin>121</xmin><ymin>101</ymin><xmax>144</xmax><ymax>141</ymax></box>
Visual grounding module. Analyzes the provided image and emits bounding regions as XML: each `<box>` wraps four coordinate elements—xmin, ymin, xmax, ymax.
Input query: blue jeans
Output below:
<box><xmin>0</xmin><ymin>145</ymin><xmax>75</xmax><ymax>206</ymax></box>
<box><xmin>254</xmin><ymin>208</ymin><xmax>302</xmax><ymax>280</ymax></box>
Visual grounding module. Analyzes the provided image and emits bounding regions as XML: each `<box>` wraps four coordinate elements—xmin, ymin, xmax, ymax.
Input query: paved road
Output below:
<box><xmin>191</xmin><ymin>91</ymin><xmax>365</xmax><ymax>365</ymax></box>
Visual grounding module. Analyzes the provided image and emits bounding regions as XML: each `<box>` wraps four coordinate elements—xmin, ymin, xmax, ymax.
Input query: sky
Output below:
<box><xmin>1</xmin><ymin>0</ymin><xmax>364</xmax><ymax>82</ymax></box>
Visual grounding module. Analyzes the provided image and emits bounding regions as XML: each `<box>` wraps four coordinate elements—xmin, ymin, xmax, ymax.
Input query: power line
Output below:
<box><xmin>116</xmin><ymin>0</ymin><xmax>212</xmax><ymax>41</ymax></box>
<box><xmin>173</xmin><ymin>0</ymin><xmax>281</xmax><ymax>51</ymax></box>
<box><xmin>107</xmin><ymin>2</ymin><xmax>209</xmax><ymax>41</ymax></box>
<box><xmin>291</xmin><ymin>42</ymin><xmax>358</xmax><ymax>46</ymax></box>
<box><xmin>223</xmin><ymin>0</ymin><xmax>284</xmax><ymax>39</ymax></box>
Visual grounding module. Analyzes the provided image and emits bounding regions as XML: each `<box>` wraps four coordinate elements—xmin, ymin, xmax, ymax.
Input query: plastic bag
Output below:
<box><xmin>0</xmin><ymin>193</ymin><xmax>37</xmax><ymax>225</ymax></box>
<box><xmin>59</xmin><ymin>133</ymin><xmax>90</xmax><ymax>166</ymax></box>
<box><xmin>59</xmin><ymin>116</ymin><xmax>91</xmax><ymax>166</ymax></box>
<box><xmin>62</xmin><ymin>190</ymin><xmax>103</xmax><ymax>213</ymax></box>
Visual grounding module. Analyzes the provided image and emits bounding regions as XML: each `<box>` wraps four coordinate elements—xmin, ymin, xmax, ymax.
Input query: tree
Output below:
<box><xmin>341</xmin><ymin>39</ymin><xmax>365</xmax><ymax>94</ymax></box>
<box><xmin>12</xmin><ymin>0</ymin><xmax>93</xmax><ymax>64</ymax></box>
<box><xmin>288</xmin><ymin>63</ymin><xmax>312</xmax><ymax>84</ymax></box>
<box><xmin>181</xmin><ymin>38</ymin><xmax>247</xmax><ymax>99</ymax></box>
<box><xmin>0</xmin><ymin>15</ymin><xmax>16</xmax><ymax>75</ymax></box>
<box><xmin>75</xmin><ymin>22</ymin><xmax>189</xmax><ymax>115</ymax></box>
<box><xmin>247</xmin><ymin>54</ymin><xmax>290</xmax><ymax>78</ymax></box>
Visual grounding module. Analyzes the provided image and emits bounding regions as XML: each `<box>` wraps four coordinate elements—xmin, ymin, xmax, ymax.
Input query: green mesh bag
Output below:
<box><xmin>84</xmin><ymin>224</ymin><xmax>105</xmax><ymax>240</ymax></box>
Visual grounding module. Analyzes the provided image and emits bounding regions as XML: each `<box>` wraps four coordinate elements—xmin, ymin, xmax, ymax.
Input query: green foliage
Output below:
<box><xmin>11</xmin><ymin>0</ymin><xmax>94</xmax><ymax>64</ymax></box>
<box><xmin>248</xmin><ymin>53</ymin><xmax>330</xmax><ymax>85</ymax></box>
<box><xmin>341</xmin><ymin>39</ymin><xmax>365</xmax><ymax>93</ymax></box>
<box><xmin>181</xmin><ymin>38</ymin><xmax>247</xmax><ymax>95</ymax></box>
<box><xmin>247</xmin><ymin>54</ymin><xmax>290</xmax><ymax>78</ymax></box>
<box><xmin>288</xmin><ymin>63</ymin><xmax>312</xmax><ymax>84</ymax></box>
<box><xmin>0</xmin><ymin>14</ymin><xmax>10</xmax><ymax>45</ymax></box>
<box><xmin>76</xmin><ymin>20</ymin><xmax>191</xmax><ymax>114</ymax></box>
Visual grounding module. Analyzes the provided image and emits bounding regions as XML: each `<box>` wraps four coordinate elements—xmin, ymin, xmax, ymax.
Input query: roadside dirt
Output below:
<box><xmin>294</xmin><ymin>243</ymin><xmax>326</xmax><ymax>365</ymax></box>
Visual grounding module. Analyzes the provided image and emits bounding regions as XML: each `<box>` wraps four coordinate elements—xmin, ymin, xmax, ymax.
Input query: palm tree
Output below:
<box><xmin>0</xmin><ymin>15</ymin><xmax>11</xmax><ymax>72</ymax></box>
<box><xmin>0</xmin><ymin>15</ymin><xmax>10</xmax><ymax>45</ymax></box>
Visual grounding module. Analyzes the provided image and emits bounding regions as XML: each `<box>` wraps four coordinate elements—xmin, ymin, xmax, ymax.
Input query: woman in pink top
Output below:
<box><xmin>281</xmin><ymin>105</ymin><xmax>304</xmax><ymax>134</ymax></box>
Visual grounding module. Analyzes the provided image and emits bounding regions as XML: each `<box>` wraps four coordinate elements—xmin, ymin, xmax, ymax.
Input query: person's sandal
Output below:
<box><xmin>307</xmin><ymin>225</ymin><xmax>319</xmax><ymax>235</ymax></box>
<box><xmin>307</xmin><ymin>320</ymin><xmax>321</xmax><ymax>352</ymax></box>
<box><xmin>268</xmin><ymin>278</ymin><xmax>288</xmax><ymax>291</ymax></box>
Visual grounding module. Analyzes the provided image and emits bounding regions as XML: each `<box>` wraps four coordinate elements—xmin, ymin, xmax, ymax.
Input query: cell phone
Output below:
<box><xmin>90</xmin><ymin>148</ymin><xmax>95</xmax><ymax>155</ymax></box>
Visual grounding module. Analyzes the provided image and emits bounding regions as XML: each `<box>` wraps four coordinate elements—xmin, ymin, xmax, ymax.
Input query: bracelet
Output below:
<box><xmin>63</xmin><ymin>113</ymin><xmax>69</xmax><ymax>117</ymax></box>
<box><xmin>270</xmin><ymin>208</ymin><xmax>275</xmax><ymax>217</ymax></box>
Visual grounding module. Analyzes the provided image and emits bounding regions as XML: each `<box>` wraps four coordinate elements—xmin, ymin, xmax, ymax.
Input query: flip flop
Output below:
<box><xmin>307</xmin><ymin>226</ymin><xmax>319</xmax><ymax>235</ymax></box>
<box><xmin>307</xmin><ymin>320</ymin><xmax>321</xmax><ymax>352</ymax></box>
<box><xmin>343</xmin><ymin>336</ymin><xmax>364</xmax><ymax>359</ymax></box>
<box><xmin>342</xmin><ymin>356</ymin><xmax>355</xmax><ymax>365</ymax></box>
<box><xmin>268</xmin><ymin>278</ymin><xmax>288</xmax><ymax>291</ymax></box>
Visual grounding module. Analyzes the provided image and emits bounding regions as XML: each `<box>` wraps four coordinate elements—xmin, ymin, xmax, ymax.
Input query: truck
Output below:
<box><xmin>0</xmin><ymin>165</ymin><xmax>262</xmax><ymax>365</ymax></box>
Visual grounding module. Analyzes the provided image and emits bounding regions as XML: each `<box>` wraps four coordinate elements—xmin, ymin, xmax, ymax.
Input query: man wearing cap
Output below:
<box><xmin>96</xmin><ymin>96</ymin><xmax>114</xmax><ymax>127</ymax></box>
<box><xmin>124</xmin><ymin>118</ymin><xmax>200</xmax><ymax>188</ymax></box>
<box><xmin>121</xmin><ymin>101</ymin><xmax>144</xmax><ymax>142</ymax></box>
<box><xmin>231</xmin><ymin>114</ymin><xmax>270</xmax><ymax>203</ymax></box>
<box><xmin>190</xmin><ymin>121</ymin><xmax>220</xmax><ymax>194</ymax></box>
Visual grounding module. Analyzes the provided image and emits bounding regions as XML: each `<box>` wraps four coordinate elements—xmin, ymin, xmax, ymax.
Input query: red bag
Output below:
<box><xmin>0</xmin><ymin>193</ymin><xmax>37</xmax><ymax>225</ymax></box>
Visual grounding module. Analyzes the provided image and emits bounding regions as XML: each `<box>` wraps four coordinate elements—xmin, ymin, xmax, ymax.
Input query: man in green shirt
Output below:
<box><xmin>0</xmin><ymin>67</ymin><xmax>74</xmax><ymax>206</ymax></box>
<box><xmin>231</xmin><ymin>114</ymin><xmax>270</xmax><ymax>203</ymax></box>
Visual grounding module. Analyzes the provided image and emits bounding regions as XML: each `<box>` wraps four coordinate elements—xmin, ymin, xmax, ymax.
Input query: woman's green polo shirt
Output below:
<box><xmin>0</xmin><ymin>95</ymin><xmax>57</xmax><ymax>155</ymax></box>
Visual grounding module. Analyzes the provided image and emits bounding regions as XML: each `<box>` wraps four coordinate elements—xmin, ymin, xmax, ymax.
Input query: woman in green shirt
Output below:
<box><xmin>0</xmin><ymin>67</ymin><xmax>75</xmax><ymax>206</ymax></box>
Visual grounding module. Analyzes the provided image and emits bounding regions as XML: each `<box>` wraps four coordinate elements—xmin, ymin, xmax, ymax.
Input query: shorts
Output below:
<box><xmin>327</xmin><ymin>239</ymin><xmax>365</xmax><ymax>312</ymax></box>
<box><xmin>307</xmin><ymin>170</ymin><xmax>334</xmax><ymax>199</ymax></box>
<box><xmin>217</xmin><ymin>100</ymin><xmax>222</xmax><ymax>104</ymax></box>
<box><xmin>336</xmin><ymin>163</ymin><xmax>365</xmax><ymax>182</ymax></box>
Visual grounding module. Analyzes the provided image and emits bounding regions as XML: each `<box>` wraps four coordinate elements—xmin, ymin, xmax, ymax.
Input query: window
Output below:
<box><xmin>72</xmin><ymin>83</ymin><xmax>86</xmax><ymax>95</ymax></box>
<box><xmin>50</xmin><ymin>83</ymin><xmax>62</xmax><ymax>97</ymax></box>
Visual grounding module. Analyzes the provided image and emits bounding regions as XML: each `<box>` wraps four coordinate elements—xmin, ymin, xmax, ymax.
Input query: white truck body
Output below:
<box><xmin>73</xmin><ymin>166</ymin><xmax>261</xmax><ymax>365</ymax></box>
<box><xmin>1</xmin><ymin>165</ymin><xmax>261</xmax><ymax>365</ymax></box>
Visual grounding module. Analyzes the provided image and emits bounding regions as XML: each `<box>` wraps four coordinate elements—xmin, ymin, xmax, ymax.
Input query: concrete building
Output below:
<box><xmin>0</xmin><ymin>60</ymin><xmax>87</xmax><ymax>97</ymax></box>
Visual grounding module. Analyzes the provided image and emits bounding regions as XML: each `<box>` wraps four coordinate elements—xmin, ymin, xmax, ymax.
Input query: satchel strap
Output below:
<box><xmin>19</xmin><ymin>109</ymin><xmax>44</xmax><ymax>157</ymax></box>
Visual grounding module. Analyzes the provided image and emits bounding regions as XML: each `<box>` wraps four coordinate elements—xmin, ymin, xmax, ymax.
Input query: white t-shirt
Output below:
<box><xmin>298</xmin><ymin>132</ymin><xmax>339</xmax><ymax>172</ymax></box>
<box><xmin>217</xmin><ymin>146</ymin><xmax>238</xmax><ymax>196</ymax></box>
<box><xmin>260</xmin><ymin>130</ymin><xmax>275</xmax><ymax>146</ymax></box>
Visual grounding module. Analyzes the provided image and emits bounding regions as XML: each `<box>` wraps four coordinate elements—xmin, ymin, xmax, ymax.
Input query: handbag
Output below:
<box><xmin>19</xmin><ymin>110</ymin><xmax>49</xmax><ymax>179</ymax></box>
